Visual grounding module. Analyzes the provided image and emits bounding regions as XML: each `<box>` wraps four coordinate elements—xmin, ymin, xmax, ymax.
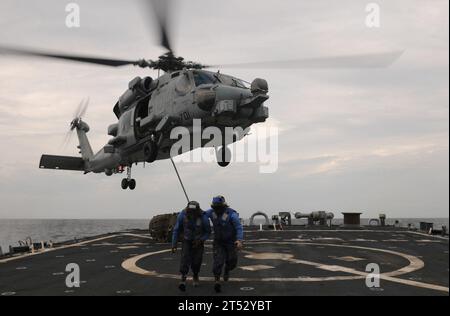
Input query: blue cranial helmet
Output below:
<box><xmin>211</xmin><ymin>196</ymin><xmax>227</xmax><ymax>208</ymax></box>
<box><xmin>187</xmin><ymin>201</ymin><xmax>200</xmax><ymax>210</ymax></box>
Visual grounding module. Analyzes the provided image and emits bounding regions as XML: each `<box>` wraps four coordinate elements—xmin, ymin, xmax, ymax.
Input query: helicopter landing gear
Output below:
<box><xmin>121</xmin><ymin>166</ymin><xmax>136</xmax><ymax>190</ymax></box>
<box><xmin>216</xmin><ymin>146</ymin><xmax>231</xmax><ymax>168</ymax></box>
<box><xmin>143</xmin><ymin>140</ymin><xmax>158</xmax><ymax>163</ymax></box>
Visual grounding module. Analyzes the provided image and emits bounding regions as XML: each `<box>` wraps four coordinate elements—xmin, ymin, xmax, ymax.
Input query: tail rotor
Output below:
<box><xmin>62</xmin><ymin>98</ymin><xmax>90</xmax><ymax>149</ymax></box>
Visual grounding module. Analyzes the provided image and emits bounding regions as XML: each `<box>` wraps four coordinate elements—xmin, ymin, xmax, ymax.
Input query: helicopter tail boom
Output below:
<box><xmin>75</xmin><ymin>124</ymin><xmax>94</xmax><ymax>162</ymax></box>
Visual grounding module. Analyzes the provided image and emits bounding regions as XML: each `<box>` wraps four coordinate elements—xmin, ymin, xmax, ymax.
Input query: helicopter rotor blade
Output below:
<box><xmin>73</xmin><ymin>98</ymin><xmax>86</xmax><ymax>119</ymax></box>
<box><xmin>61</xmin><ymin>129</ymin><xmax>74</xmax><ymax>150</ymax></box>
<box><xmin>0</xmin><ymin>46</ymin><xmax>141</xmax><ymax>67</ymax></box>
<box><xmin>146</xmin><ymin>0</ymin><xmax>174</xmax><ymax>53</ymax></box>
<box><xmin>78</xmin><ymin>97</ymin><xmax>90</xmax><ymax>119</ymax></box>
<box><xmin>206</xmin><ymin>51</ymin><xmax>404</xmax><ymax>69</ymax></box>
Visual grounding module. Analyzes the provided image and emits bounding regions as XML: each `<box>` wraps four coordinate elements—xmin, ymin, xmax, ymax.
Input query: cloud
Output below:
<box><xmin>0</xmin><ymin>0</ymin><xmax>448</xmax><ymax>219</ymax></box>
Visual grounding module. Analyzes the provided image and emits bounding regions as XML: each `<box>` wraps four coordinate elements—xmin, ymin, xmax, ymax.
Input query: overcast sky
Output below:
<box><xmin>0</xmin><ymin>0</ymin><xmax>448</xmax><ymax>219</ymax></box>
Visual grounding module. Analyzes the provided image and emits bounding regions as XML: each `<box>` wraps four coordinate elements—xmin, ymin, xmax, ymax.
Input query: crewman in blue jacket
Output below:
<box><xmin>172</xmin><ymin>201</ymin><xmax>211</xmax><ymax>292</ymax></box>
<box><xmin>205</xmin><ymin>196</ymin><xmax>244</xmax><ymax>293</ymax></box>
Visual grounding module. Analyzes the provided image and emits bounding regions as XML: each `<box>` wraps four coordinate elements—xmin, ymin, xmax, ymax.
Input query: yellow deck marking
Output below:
<box><xmin>330</xmin><ymin>256</ymin><xmax>366</xmax><ymax>262</ymax></box>
<box><xmin>240</xmin><ymin>265</ymin><xmax>275</xmax><ymax>271</ymax></box>
<box><xmin>121</xmin><ymin>240</ymin><xmax>449</xmax><ymax>294</ymax></box>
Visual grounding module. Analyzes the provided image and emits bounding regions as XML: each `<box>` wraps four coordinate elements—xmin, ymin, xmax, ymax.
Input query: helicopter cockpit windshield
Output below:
<box><xmin>193</xmin><ymin>71</ymin><xmax>250</xmax><ymax>89</ymax></box>
<box><xmin>217</xmin><ymin>74</ymin><xmax>250</xmax><ymax>89</ymax></box>
<box><xmin>193</xmin><ymin>71</ymin><xmax>219</xmax><ymax>86</ymax></box>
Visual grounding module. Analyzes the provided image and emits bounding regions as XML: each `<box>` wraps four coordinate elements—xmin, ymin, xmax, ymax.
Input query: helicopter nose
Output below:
<box><xmin>209</xmin><ymin>83</ymin><xmax>269</xmax><ymax>123</ymax></box>
<box><xmin>214</xmin><ymin>85</ymin><xmax>253</xmax><ymax>102</ymax></box>
<box><xmin>195</xmin><ymin>88</ymin><xmax>216</xmax><ymax>112</ymax></box>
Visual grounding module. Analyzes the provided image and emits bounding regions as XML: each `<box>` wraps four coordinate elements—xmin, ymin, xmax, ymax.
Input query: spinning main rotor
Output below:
<box><xmin>0</xmin><ymin>0</ymin><xmax>402</xmax><ymax>73</ymax></box>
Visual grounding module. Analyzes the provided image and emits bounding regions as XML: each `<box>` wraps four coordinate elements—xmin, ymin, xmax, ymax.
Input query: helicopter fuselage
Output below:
<box><xmin>50</xmin><ymin>69</ymin><xmax>270</xmax><ymax>178</ymax></box>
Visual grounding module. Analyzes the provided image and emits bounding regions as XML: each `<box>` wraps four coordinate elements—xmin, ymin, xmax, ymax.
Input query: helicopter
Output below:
<box><xmin>0</xmin><ymin>0</ymin><xmax>402</xmax><ymax>190</ymax></box>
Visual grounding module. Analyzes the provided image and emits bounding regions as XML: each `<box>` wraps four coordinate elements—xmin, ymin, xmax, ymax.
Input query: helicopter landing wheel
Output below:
<box><xmin>144</xmin><ymin>141</ymin><xmax>158</xmax><ymax>163</ymax></box>
<box><xmin>121</xmin><ymin>178</ymin><xmax>129</xmax><ymax>190</ymax></box>
<box><xmin>121</xmin><ymin>166</ymin><xmax>136</xmax><ymax>190</ymax></box>
<box><xmin>121</xmin><ymin>178</ymin><xmax>137</xmax><ymax>190</ymax></box>
<box><xmin>128</xmin><ymin>179</ymin><xmax>136</xmax><ymax>190</ymax></box>
<box><xmin>217</xmin><ymin>146</ymin><xmax>231</xmax><ymax>168</ymax></box>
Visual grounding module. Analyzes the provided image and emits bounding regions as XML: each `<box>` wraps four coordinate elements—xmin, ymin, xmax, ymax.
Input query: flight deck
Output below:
<box><xmin>0</xmin><ymin>227</ymin><xmax>448</xmax><ymax>296</ymax></box>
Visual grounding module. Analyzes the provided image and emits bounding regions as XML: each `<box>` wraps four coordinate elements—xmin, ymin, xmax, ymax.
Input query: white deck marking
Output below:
<box><xmin>382</xmin><ymin>240</ymin><xmax>408</xmax><ymax>242</ymax></box>
<box><xmin>0</xmin><ymin>234</ymin><xmax>120</xmax><ymax>264</ymax></box>
<box><xmin>246</xmin><ymin>230</ymin><xmax>449</xmax><ymax>241</ymax></box>
<box><xmin>116</xmin><ymin>290</ymin><xmax>131</xmax><ymax>294</ymax></box>
<box><xmin>351</xmin><ymin>239</ymin><xmax>377</xmax><ymax>242</ymax></box>
<box><xmin>313</xmin><ymin>238</ymin><xmax>343</xmax><ymax>241</ymax></box>
<box><xmin>122</xmin><ymin>233</ymin><xmax>153</xmax><ymax>240</ymax></box>
<box><xmin>240</xmin><ymin>287</ymin><xmax>255</xmax><ymax>291</ymax></box>
<box><xmin>407</xmin><ymin>231</ymin><xmax>449</xmax><ymax>240</ymax></box>
<box><xmin>0</xmin><ymin>233</ymin><xmax>154</xmax><ymax>264</ymax></box>
<box><xmin>93</xmin><ymin>242</ymin><xmax>147</xmax><ymax>247</ymax></box>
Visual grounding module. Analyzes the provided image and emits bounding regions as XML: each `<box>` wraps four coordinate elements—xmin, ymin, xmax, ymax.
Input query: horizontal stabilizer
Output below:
<box><xmin>39</xmin><ymin>155</ymin><xmax>85</xmax><ymax>171</ymax></box>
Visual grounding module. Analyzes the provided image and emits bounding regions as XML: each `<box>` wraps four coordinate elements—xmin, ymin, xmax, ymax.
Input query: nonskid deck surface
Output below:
<box><xmin>0</xmin><ymin>227</ymin><xmax>448</xmax><ymax>296</ymax></box>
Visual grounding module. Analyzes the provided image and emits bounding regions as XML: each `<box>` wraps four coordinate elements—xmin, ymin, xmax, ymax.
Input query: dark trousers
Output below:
<box><xmin>213</xmin><ymin>241</ymin><xmax>238</xmax><ymax>278</ymax></box>
<box><xmin>180</xmin><ymin>240</ymin><xmax>204</xmax><ymax>276</ymax></box>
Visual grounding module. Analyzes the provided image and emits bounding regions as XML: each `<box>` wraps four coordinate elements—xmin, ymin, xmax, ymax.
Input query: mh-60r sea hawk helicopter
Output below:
<box><xmin>0</xmin><ymin>0</ymin><xmax>402</xmax><ymax>190</ymax></box>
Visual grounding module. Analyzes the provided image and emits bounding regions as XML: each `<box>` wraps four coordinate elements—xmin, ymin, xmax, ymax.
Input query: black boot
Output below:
<box><xmin>193</xmin><ymin>274</ymin><xmax>200</xmax><ymax>288</ymax></box>
<box><xmin>223</xmin><ymin>269</ymin><xmax>230</xmax><ymax>282</ymax></box>
<box><xmin>214</xmin><ymin>276</ymin><xmax>221</xmax><ymax>293</ymax></box>
<box><xmin>179</xmin><ymin>275</ymin><xmax>187</xmax><ymax>292</ymax></box>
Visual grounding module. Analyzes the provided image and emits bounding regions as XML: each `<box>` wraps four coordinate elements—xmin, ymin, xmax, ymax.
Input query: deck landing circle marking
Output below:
<box><xmin>121</xmin><ymin>240</ymin><xmax>449</xmax><ymax>293</ymax></box>
<box><xmin>122</xmin><ymin>241</ymin><xmax>422</xmax><ymax>282</ymax></box>
<box><xmin>1</xmin><ymin>292</ymin><xmax>16</xmax><ymax>296</ymax></box>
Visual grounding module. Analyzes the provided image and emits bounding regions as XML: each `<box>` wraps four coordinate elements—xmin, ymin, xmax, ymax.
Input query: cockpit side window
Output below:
<box><xmin>193</xmin><ymin>71</ymin><xmax>219</xmax><ymax>86</ymax></box>
<box><xmin>175</xmin><ymin>72</ymin><xmax>192</xmax><ymax>95</ymax></box>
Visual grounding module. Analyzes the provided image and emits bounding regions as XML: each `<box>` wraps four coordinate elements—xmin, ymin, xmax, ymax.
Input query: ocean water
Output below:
<box><xmin>0</xmin><ymin>218</ymin><xmax>448</xmax><ymax>255</ymax></box>
<box><xmin>0</xmin><ymin>219</ymin><xmax>149</xmax><ymax>255</ymax></box>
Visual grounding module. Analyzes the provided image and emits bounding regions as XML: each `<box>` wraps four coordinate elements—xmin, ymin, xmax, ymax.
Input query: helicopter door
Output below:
<box><xmin>174</xmin><ymin>72</ymin><xmax>195</xmax><ymax>123</ymax></box>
